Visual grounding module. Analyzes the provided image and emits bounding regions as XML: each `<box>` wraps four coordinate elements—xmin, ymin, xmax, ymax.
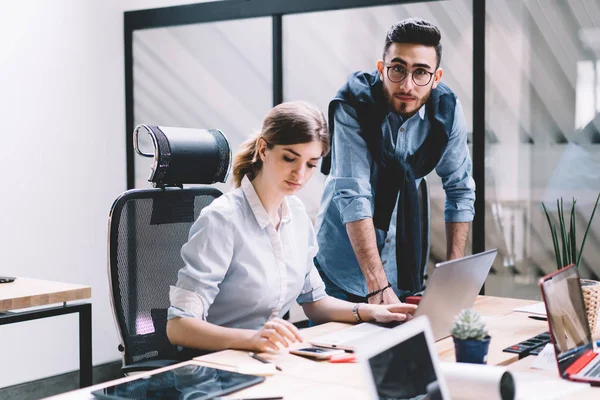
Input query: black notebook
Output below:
<box><xmin>91</xmin><ymin>364</ymin><xmax>265</xmax><ymax>400</ymax></box>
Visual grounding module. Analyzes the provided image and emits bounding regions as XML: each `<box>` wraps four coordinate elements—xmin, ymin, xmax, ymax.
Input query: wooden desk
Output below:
<box><xmin>473</xmin><ymin>295</ymin><xmax>539</xmax><ymax>316</ymax></box>
<box><xmin>197</xmin><ymin>321</ymin><xmax>367</xmax><ymax>389</ymax></box>
<box><xmin>45</xmin><ymin>295</ymin><xmax>600</xmax><ymax>399</ymax></box>
<box><xmin>0</xmin><ymin>278</ymin><xmax>92</xmax><ymax>387</ymax></box>
<box><xmin>437</xmin><ymin>313</ymin><xmax>550</xmax><ymax>365</ymax></box>
<box><xmin>46</xmin><ymin>360</ymin><xmax>371</xmax><ymax>400</ymax></box>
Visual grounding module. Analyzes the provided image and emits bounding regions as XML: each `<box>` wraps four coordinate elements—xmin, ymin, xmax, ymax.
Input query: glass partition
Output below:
<box><xmin>125</xmin><ymin>0</ymin><xmax>600</xmax><ymax>301</ymax></box>
<box><xmin>485</xmin><ymin>0</ymin><xmax>600</xmax><ymax>298</ymax></box>
<box><xmin>132</xmin><ymin>18</ymin><xmax>273</xmax><ymax>191</ymax></box>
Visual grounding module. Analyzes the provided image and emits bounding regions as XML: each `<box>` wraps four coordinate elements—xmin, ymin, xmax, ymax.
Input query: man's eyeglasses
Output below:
<box><xmin>384</xmin><ymin>64</ymin><xmax>435</xmax><ymax>86</ymax></box>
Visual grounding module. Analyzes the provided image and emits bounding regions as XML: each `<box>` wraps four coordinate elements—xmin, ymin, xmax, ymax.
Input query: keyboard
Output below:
<box><xmin>584</xmin><ymin>359</ymin><xmax>600</xmax><ymax>378</ymax></box>
<box><xmin>503</xmin><ymin>331</ymin><xmax>551</xmax><ymax>359</ymax></box>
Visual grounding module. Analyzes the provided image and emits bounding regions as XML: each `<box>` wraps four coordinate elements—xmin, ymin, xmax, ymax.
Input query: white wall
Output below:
<box><xmin>0</xmin><ymin>0</ymin><xmax>209</xmax><ymax>388</ymax></box>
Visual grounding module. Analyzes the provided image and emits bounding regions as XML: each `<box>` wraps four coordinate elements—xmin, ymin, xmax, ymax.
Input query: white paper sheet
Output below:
<box><xmin>530</xmin><ymin>344</ymin><xmax>558</xmax><ymax>371</ymax></box>
<box><xmin>513</xmin><ymin>372</ymin><xmax>590</xmax><ymax>400</ymax></box>
<box><xmin>512</xmin><ymin>302</ymin><xmax>547</xmax><ymax>316</ymax></box>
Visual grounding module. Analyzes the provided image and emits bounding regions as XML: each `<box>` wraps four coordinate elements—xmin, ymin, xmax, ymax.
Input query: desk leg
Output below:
<box><xmin>0</xmin><ymin>303</ymin><xmax>94</xmax><ymax>388</ymax></box>
<box><xmin>79</xmin><ymin>303</ymin><xmax>93</xmax><ymax>388</ymax></box>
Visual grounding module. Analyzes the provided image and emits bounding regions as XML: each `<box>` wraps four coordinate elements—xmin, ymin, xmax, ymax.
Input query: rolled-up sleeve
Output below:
<box><xmin>330</xmin><ymin>102</ymin><xmax>374</xmax><ymax>224</ymax></box>
<box><xmin>435</xmin><ymin>99</ymin><xmax>476</xmax><ymax>222</ymax></box>
<box><xmin>168</xmin><ymin>205</ymin><xmax>234</xmax><ymax>320</ymax></box>
<box><xmin>297</xmin><ymin>216</ymin><xmax>327</xmax><ymax>304</ymax></box>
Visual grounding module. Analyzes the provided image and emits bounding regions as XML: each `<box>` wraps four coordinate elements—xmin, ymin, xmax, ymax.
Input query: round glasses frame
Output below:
<box><xmin>384</xmin><ymin>64</ymin><xmax>435</xmax><ymax>86</ymax></box>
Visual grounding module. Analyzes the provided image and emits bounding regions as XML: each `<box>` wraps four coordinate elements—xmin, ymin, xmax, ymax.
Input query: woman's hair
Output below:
<box><xmin>231</xmin><ymin>101</ymin><xmax>330</xmax><ymax>187</ymax></box>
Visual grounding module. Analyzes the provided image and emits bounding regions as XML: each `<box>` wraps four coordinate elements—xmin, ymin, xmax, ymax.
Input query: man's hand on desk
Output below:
<box><xmin>361</xmin><ymin>302</ymin><xmax>418</xmax><ymax>323</ymax></box>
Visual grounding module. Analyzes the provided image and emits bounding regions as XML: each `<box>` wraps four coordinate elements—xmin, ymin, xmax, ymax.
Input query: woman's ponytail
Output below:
<box><xmin>231</xmin><ymin>134</ymin><xmax>262</xmax><ymax>187</ymax></box>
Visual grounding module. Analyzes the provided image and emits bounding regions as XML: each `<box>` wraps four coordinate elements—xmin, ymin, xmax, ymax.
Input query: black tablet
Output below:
<box><xmin>91</xmin><ymin>364</ymin><xmax>265</xmax><ymax>400</ymax></box>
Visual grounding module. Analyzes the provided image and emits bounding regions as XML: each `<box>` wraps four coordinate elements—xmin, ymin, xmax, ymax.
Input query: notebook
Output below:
<box><xmin>540</xmin><ymin>264</ymin><xmax>600</xmax><ymax>385</ymax></box>
<box><xmin>310</xmin><ymin>249</ymin><xmax>497</xmax><ymax>350</ymax></box>
<box><xmin>354</xmin><ymin>315</ymin><xmax>451</xmax><ymax>400</ymax></box>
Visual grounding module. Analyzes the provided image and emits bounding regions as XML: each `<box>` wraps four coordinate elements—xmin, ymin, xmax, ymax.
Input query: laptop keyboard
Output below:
<box><xmin>583</xmin><ymin>357</ymin><xmax>600</xmax><ymax>378</ymax></box>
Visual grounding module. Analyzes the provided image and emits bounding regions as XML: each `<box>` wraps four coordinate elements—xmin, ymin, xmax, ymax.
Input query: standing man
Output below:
<box><xmin>315</xmin><ymin>18</ymin><xmax>475</xmax><ymax>305</ymax></box>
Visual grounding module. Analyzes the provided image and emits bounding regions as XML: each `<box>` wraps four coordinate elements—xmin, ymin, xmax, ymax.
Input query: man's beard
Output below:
<box><xmin>383</xmin><ymin>85</ymin><xmax>432</xmax><ymax>119</ymax></box>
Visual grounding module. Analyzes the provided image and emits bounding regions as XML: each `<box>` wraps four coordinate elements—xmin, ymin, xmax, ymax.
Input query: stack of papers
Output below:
<box><xmin>512</xmin><ymin>302</ymin><xmax>546</xmax><ymax>316</ymax></box>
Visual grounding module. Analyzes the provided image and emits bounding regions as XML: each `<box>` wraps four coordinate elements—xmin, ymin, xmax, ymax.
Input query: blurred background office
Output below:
<box><xmin>129</xmin><ymin>0</ymin><xmax>600</xmax><ymax>297</ymax></box>
<box><xmin>1</xmin><ymin>0</ymin><xmax>599</xmax><ymax>396</ymax></box>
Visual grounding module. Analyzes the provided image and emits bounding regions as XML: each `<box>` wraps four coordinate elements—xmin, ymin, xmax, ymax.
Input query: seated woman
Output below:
<box><xmin>166</xmin><ymin>101</ymin><xmax>417</xmax><ymax>353</ymax></box>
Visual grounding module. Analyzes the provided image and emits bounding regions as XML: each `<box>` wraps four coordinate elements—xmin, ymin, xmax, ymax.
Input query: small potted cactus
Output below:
<box><xmin>450</xmin><ymin>309</ymin><xmax>491</xmax><ymax>364</ymax></box>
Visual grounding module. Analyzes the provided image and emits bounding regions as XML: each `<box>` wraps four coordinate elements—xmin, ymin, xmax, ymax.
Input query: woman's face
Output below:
<box><xmin>258</xmin><ymin>139</ymin><xmax>323</xmax><ymax>195</ymax></box>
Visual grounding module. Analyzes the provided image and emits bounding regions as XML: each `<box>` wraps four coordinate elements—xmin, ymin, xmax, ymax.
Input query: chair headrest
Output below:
<box><xmin>134</xmin><ymin>125</ymin><xmax>231</xmax><ymax>188</ymax></box>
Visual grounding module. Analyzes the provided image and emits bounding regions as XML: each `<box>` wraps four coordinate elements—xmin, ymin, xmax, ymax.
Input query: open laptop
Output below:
<box><xmin>310</xmin><ymin>249</ymin><xmax>497</xmax><ymax>350</ymax></box>
<box><xmin>354</xmin><ymin>315</ymin><xmax>451</xmax><ymax>400</ymax></box>
<box><xmin>540</xmin><ymin>264</ymin><xmax>600</xmax><ymax>385</ymax></box>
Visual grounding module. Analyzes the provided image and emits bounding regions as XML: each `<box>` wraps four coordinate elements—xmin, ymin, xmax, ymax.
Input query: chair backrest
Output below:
<box><xmin>417</xmin><ymin>177</ymin><xmax>431</xmax><ymax>286</ymax></box>
<box><xmin>108</xmin><ymin>125</ymin><xmax>231</xmax><ymax>367</ymax></box>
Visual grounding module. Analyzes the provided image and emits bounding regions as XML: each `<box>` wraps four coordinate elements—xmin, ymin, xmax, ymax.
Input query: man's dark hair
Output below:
<box><xmin>383</xmin><ymin>18</ymin><xmax>442</xmax><ymax>69</ymax></box>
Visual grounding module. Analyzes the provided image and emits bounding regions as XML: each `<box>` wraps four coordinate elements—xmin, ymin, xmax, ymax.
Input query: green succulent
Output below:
<box><xmin>451</xmin><ymin>309</ymin><xmax>488</xmax><ymax>341</ymax></box>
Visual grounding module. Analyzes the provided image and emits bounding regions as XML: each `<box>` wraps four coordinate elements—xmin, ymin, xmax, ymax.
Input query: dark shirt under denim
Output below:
<box><xmin>315</xmin><ymin>100</ymin><xmax>475</xmax><ymax>297</ymax></box>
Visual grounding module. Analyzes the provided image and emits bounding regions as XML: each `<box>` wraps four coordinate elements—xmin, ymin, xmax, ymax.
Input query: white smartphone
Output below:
<box><xmin>289</xmin><ymin>347</ymin><xmax>346</xmax><ymax>360</ymax></box>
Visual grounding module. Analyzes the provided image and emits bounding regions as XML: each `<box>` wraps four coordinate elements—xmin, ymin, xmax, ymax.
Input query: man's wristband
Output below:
<box><xmin>366</xmin><ymin>282</ymin><xmax>392</xmax><ymax>299</ymax></box>
<box><xmin>352</xmin><ymin>303</ymin><xmax>365</xmax><ymax>323</ymax></box>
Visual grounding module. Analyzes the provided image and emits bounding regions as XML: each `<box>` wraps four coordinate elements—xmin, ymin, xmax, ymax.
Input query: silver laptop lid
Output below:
<box><xmin>308</xmin><ymin>249</ymin><xmax>498</xmax><ymax>350</ymax></box>
<box><xmin>415</xmin><ymin>249</ymin><xmax>497</xmax><ymax>341</ymax></box>
<box><xmin>356</xmin><ymin>316</ymin><xmax>451</xmax><ymax>400</ymax></box>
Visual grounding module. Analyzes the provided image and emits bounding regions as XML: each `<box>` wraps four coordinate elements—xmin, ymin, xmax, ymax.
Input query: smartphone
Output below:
<box><xmin>0</xmin><ymin>276</ymin><xmax>16</xmax><ymax>284</ymax></box>
<box><xmin>289</xmin><ymin>347</ymin><xmax>346</xmax><ymax>360</ymax></box>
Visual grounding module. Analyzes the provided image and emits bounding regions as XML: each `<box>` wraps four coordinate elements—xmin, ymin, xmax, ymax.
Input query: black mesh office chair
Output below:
<box><xmin>108</xmin><ymin>125</ymin><xmax>231</xmax><ymax>375</ymax></box>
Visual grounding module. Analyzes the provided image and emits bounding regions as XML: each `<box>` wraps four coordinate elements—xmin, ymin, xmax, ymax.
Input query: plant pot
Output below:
<box><xmin>453</xmin><ymin>336</ymin><xmax>491</xmax><ymax>364</ymax></box>
<box><xmin>581</xmin><ymin>279</ymin><xmax>600</xmax><ymax>334</ymax></box>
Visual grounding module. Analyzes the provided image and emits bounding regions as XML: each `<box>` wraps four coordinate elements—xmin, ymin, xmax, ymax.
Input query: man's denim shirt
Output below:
<box><xmin>315</xmin><ymin>99</ymin><xmax>475</xmax><ymax>297</ymax></box>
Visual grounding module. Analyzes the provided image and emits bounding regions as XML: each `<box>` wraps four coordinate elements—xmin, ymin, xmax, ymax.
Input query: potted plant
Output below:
<box><xmin>542</xmin><ymin>193</ymin><xmax>600</xmax><ymax>332</ymax></box>
<box><xmin>451</xmin><ymin>309</ymin><xmax>490</xmax><ymax>364</ymax></box>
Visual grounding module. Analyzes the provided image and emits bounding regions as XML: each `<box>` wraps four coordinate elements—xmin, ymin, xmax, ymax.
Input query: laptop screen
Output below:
<box><xmin>368</xmin><ymin>331</ymin><xmax>443</xmax><ymax>400</ymax></box>
<box><xmin>541</xmin><ymin>265</ymin><xmax>592</xmax><ymax>376</ymax></box>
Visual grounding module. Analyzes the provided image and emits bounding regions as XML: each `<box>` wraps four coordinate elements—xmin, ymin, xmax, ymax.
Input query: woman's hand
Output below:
<box><xmin>248</xmin><ymin>318</ymin><xmax>304</xmax><ymax>352</ymax></box>
<box><xmin>361</xmin><ymin>303</ymin><xmax>418</xmax><ymax>324</ymax></box>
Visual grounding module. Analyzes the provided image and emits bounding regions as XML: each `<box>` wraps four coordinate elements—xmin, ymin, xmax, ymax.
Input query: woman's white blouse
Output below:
<box><xmin>168</xmin><ymin>175</ymin><xmax>327</xmax><ymax>330</ymax></box>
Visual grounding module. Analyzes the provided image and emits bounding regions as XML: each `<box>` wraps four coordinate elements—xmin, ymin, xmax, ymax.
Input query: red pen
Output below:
<box><xmin>329</xmin><ymin>353</ymin><xmax>356</xmax><ymax>363</ymax></box>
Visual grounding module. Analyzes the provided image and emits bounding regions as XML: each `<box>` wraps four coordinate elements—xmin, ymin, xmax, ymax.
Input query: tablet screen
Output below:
<box><xmin>91</xmin><ymin>364</ymin><xmax>265</xmax><ymax>400</ymax></box>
